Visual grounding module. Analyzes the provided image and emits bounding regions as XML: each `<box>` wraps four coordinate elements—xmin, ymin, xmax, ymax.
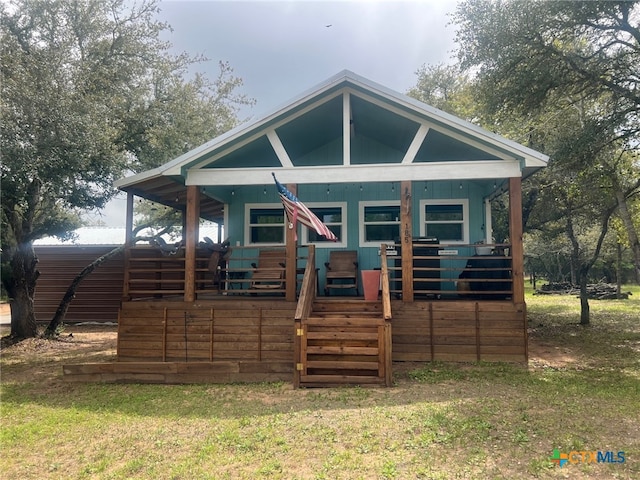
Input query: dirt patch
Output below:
<box><xmin>527</xmin><ymin>339</ymin><xmax>579</xmax><ymax>369</ymax></box>
<box><xmin>0</xmin><ymin>324</ymin><xmax>117</xmax><ymax>385</ymax></box>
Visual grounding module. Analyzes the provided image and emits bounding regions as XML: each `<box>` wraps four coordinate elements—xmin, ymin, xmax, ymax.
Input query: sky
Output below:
<box><xmin>93</xmin><ymin>0</ymin><xmax>459</xmax><ymax>226</ymax></box>
<box><xmin>157</xmin><ymin>0</ymin><xmax>458</xmax><ymax>117</ymax></box>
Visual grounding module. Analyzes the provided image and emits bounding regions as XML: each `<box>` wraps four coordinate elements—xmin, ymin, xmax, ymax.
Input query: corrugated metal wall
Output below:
<box><xmin>34</xmin><ymin>246</ymin><xmax>124</xmax><ymax>324</ymax></box>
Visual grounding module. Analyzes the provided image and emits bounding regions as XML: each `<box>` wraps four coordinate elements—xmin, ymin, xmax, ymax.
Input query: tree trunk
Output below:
<box><xmin>44</xmin><ymin>244</ymin><xmax>126</xmax><ymax>336</ymax></box>
<box><xmin>7</xmin><ymin>243</ymin><xmax>40</xmax><ymax>338</ymax></box>
<box><xmin>616</xmin><ymin>242</ymin><xmax>622</xmax><ymax>298</ymax></box>
<box><xmin>615</xmin><ymin>189</ymin><xmax>640</xmax><ymax>281</ymax></box>
<box><xmin>578</xmin><ymin>269</ymin><xmax>590</xmax><ymax>325</ymax></box>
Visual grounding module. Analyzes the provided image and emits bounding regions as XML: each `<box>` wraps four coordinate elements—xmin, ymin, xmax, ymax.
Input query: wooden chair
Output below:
<box><xmin>249</xmin><ymin>250</ymin><xmax>286</xmax><ymax>291</ymax></box>
<box><xmin>324</xmin><ymin>250</ymin><xmax>359</xmax><ymax>296</ymax></box>
<box><xmin>207</xmin><ymin>249</ymin><xmax>232</xmax><ymax>292</ymax></box>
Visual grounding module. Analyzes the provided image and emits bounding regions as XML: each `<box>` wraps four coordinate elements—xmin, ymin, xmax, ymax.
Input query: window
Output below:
<box><xmin>301</xmin><ymin>203</ymin><xmax>347</xmax><ymax>248</ymax></box>
<box><xmin>359</xmin><ymin>202</ymin><xmax>401</xmax><ymax>247</ymax></box>
<box><xmin>245</xmin><ymin>204</ymin><xmax>285</xmax><ymax>245</ymax></box>
<box><xmin>420</xmin><ymin>199</ymin><xmax>469</xmax><ymax>243</ymax></box>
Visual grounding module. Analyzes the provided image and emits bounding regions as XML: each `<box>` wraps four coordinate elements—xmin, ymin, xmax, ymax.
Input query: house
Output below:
<box><xmin>64</xmin><ymin>71</ymin><xmax>548</xmax><ymax>386</ymax></box>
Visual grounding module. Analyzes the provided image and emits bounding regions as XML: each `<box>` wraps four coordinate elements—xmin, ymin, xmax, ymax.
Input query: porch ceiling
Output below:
<box><xmin>119</xmin><ymin>175</ymin><xmax>224</xmax><ymax>224</ymax></box>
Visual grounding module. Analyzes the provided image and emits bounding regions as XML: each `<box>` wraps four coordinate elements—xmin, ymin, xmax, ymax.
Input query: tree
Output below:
<box><xmin>452</xmin><ymin>0</ymin><xmax>640</xmax><ymax>324</ymax></box>
<box><xmin>1</xmin><ymin>0</ymin><xmax>252</xmax><ymax>339</ymax></box>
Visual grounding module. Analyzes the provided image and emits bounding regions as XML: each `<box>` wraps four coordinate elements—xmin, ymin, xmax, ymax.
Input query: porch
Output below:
<box><xmin>122</xmin><ymin>242</ymin><xmax>515</xmax><ymax>301</ymax></box>
<box><xmin>63</xmin><ymin>242</ymin><xmax>527</xmax><ymax>385</ymax></box>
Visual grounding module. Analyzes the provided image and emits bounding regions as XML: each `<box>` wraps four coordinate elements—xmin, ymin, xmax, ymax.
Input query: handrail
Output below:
<box><xmin>380</xmin><ymin>244</ymin><xmax>392</xmax><ymax>321</ymax></box>
<box><xmin>294</xmin><ymin>245</ymin><xmax>316</xmax><ymax>321</ymax></box>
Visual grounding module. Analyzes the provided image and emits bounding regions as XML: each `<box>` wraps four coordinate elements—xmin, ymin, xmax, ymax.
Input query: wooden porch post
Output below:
<box><xmin>185</xmin><ymin>185</ymin><xmax>200</xmax><ymax>302</ymax></box>
<box><xmin>401</xmin><ymin>181</ymin><xmax>414</xmax><ymax>301</ymax></box>
<box><xmin>285</xmin><ymin>183</ymin><xmax>297</xmax><ymax>301</ymax></box>
<box><xmin>122</xmin><ymin>192</ymin><xmax>135</xmax><ymax>300</ymax></box>
<box><xmin>509</xmin><ymin>177</ymin><xmax>525</xmax><ymax>304</ymax></box>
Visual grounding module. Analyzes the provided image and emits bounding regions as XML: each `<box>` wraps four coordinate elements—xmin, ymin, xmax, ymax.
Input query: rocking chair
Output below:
<box><xmin>324</xmin><ymin>250</ymin><xmax>359</xmax><ymax>296</ymax></box>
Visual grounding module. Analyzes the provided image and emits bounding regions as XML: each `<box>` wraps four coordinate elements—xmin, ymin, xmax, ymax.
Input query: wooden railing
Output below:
<box><xmin>380</xmin><ymin>244</ymin><xmax>392</xmax><ymax>320</ymax></box>
<box><xmin>124</xmin><ymin>245</ymin><xmax>313</xmax><ymax>300</ymax></box>
<box><xmin>384</xmin><ymin>242</ymin><xmax>514</xmax><ymax>300</ymax></box>
<box><xmin>294</xmin><ymin>245</ymin><xmax>316</xmax><ymax>321</ymax></box>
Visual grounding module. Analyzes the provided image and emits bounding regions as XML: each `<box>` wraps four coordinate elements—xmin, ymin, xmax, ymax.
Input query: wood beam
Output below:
<box><xmin>187</xmin><ymin>161</ymin><xmax>522</xmax><ymax>186</ymax></box>
<box><xmin>401</xmin><ymin>181</ymin><xmax>414</xmax><ymax>301</ymax></box>
<box><xmin>122</xmin><ymin>192</ymin><xmax>135</xmax><ymax>300</ymax></box>
<box><xmin>343</xmin><ymin>92</ymin><xmax>351</xmax><ymax>165</ymax></box>
<box><xmin>401</xmin><ymin>124</ymin><xmax>429</xmax><ymax>164</ymax></box>
<box><xmin>509</xmin><ymin>177</ymin><xmax>524</xmax><ymax>304</ymax></box>
<box><xmin>285</xmin><ymin>183</ymin><xmax>297</xmax><ymax>302</ymax></box>
<box><xmin>184</xmin><ymin>185</ymin><xmax>200</xmax><ymax>302</ymax></box>
<box><xmin>267</xmin><ymin>130</ymin><xmax>294</xmax><ymax>168</ymax></box>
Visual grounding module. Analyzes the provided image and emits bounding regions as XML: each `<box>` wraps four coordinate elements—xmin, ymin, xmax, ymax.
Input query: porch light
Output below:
<box><xmin>424</xmin><ymin>182</ymin><xmax>427</xmax><ymax>192</ymax></box>
<box><xmin>459</xmin><ymin>183</ymin><xmax>463</xmax><ymax>189</ymax></box>
<box><xmin>326</xmin><ymin>184</ymin><xmax>330</xmax><ymax>195</ymax></box>
<box><xmin>391</xmin><ymin>183</ymin><xmax>395</xmax><ymax>192</ymax></box>
<box><xmin>231</xmin><ymin>189</ymin><xmax>235</xmax><ymax>196</ymax></box>
<box><xmin>263</xmin><ymin>186</ymin><xmax>267</xmax><ymax>195</ymax></box>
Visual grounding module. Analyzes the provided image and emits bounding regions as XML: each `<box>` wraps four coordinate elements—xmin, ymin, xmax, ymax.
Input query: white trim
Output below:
<box><xmin>186</xmin><ymin>160</ymin><xmax>523</xmax><ymax>186</ymax></box>
<box><xmin>300</xmin><ymin>202</ymin><xmax>348</xmax><ymax>248</ymax></box>
<box><xmin>266</xmin><ymin>130</ymin><xmax>293</xmax><ymax>168</ymax></box>
<box><xmin>244</xmin><ymin>203</ymin><xmax>286</xmax><ymax>246</ymax></box>
<box><xmin>401</xmin><ymin>124</ymin><xmax>430</xmax><ymax>164</ymax></box>
<box><xmin>343</xmin><ymin>92</ymin><xmax>351</xmax><ymax>166</ymax></box>
<box><xmin>359</xmin><ymin>200</ymin><xmax>401</xmax><ymax>248</ymax></box>
<box><xmin>224</xmin><ymin>203</ymin><xmax>230</xmax><ymax>243</ymax></box>
<box><xmin>419</xmin><ymin>199</ymin><xmax>470</xmax><ymax>244</ymax></box>
<box><xmin>484</xmin><ymin>198</ymin><xmax>493</xmax><ymax>244</ymax></box>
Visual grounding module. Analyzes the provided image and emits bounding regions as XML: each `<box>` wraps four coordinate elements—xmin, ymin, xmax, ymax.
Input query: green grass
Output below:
<box><xmin>1</xmin><ymin>286</ymin><xmax>639</xmax><ymax>479</ymax></box>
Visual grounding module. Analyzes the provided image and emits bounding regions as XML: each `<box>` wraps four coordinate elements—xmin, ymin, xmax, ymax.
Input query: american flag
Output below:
<box><xmin>272</xmin><ymin>173</ymin><xmax>338</xmax><ymax>242</ymax></box>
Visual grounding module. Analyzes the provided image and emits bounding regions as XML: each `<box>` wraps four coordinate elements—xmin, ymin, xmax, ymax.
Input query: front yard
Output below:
<box><xmin>1</xmin><ymin>287</ymin><xmax>638</xmax><ymax>479</ymax></box>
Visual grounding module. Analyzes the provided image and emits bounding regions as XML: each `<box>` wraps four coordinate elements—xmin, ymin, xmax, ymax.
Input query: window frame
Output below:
<box><xmin>419</xmin><ymin>198</ymin><xmax>470</xmax><ymax>244</ymax></box>
<box><xmin>359</xmin><ymin>200</ymin><xmax>401</xmax><ymax>247</ymax></box>
<box><xmin>300</xmin><ymin>202</ymin><xmax>348</xmax><ymax>248</ymax></box>
<box><xmin>244</xmin><ymin>203</ymin><xmax>286</xmax><ymax>246</ymax></box>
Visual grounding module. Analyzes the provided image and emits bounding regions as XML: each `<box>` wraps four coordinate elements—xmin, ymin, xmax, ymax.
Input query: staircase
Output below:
<box><xmin>295</xmin><ymin>299</ymin><xmax>392</xmax><ymax>387</ymax></box>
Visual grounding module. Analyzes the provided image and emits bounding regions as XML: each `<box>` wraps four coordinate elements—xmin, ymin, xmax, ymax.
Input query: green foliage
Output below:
<box><xmin>446</xmin><ymin>0</ymin><xmax>640</xmax><ymax>322</ymax></box>
<box><xmin>0</xmin><ymin>0</ymin><xmax>252</xmax><ymax>336</ymax></box>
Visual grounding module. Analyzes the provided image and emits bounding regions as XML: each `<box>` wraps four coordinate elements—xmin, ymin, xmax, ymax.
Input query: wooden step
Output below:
<box><xmin>305</xmin><ymin>316</ymin><xmax>384</xmax><ymax>327</ymax></box>
<box><xmin>312</xmin><ymin>301</ymin><xmax>382</xmax><ymax>314</ymax></box>
<box><xmin>310</xmin><ymin>311</ymin><xmax>380</xmax><ymax>318</ymax></box>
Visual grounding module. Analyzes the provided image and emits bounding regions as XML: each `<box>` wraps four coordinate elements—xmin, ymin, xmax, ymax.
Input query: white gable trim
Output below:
<box><xmin>186</xmin><ymin>161</ymin><xmax>522</xmax><ymax>186</ymax></box>
<box><xmin>267</xmin><ymin>130</ymin><xmax>293</xmax><ymax>168</ymax></box>
<box><xmin>402</xmin><ymin>124</ymin><xmax>430</xmax><ymax>164</ymax></box>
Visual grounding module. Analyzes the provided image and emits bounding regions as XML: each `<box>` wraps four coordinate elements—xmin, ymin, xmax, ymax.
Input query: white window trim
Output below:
<box><xmin>244</xmin><ymin>203</ymin><xmax>286</xmax><ymax>246</ymax></box>
<box><xmin>359</xmin><ymin>200</ymin><xmax>401</xmax><ymax>247</ymax></box>
<box><xmin>419</xmin><ymin>198</ymin><xmax>470</xmax><ymax>244</ymax></box>
<box><xmin>300</xmin><ymin>202</ymin><xmax>348</xmax><ymax>248</ymax></box>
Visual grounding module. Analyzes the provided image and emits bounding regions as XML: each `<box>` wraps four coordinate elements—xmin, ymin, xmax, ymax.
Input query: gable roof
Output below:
<box><xmin>115</xmin><ymin>70</ymin><xmax>548</xmax><ymax>222</ymax></box>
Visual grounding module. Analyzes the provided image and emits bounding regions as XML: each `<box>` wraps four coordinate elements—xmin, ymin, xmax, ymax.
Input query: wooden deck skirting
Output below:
<box><xmin>63</xmin><ymin>297</ymin><xmax>526</xmax><ymax>383</ymax></box>
<box><xmin>391</xmin><ymin>300</ymin><xmax>527</xmax><ymax>363</ymax></box>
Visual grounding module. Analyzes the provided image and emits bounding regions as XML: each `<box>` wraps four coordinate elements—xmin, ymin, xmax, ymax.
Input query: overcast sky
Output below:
<box><xmin>92</xmin><ymin>0</ymin><xmax>458</xmax><ymax>227</ymax></box>
<box><xmin>157</xmin><ymin>0</ymin><xmax>458</xmax><ymax>117</ymax></box>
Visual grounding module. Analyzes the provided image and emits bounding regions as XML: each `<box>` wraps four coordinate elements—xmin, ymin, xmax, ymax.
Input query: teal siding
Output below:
<box><xmin>223</xmin><ymin>180</ymin><xmax>497</xmax><ymax>293</ymax></box>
